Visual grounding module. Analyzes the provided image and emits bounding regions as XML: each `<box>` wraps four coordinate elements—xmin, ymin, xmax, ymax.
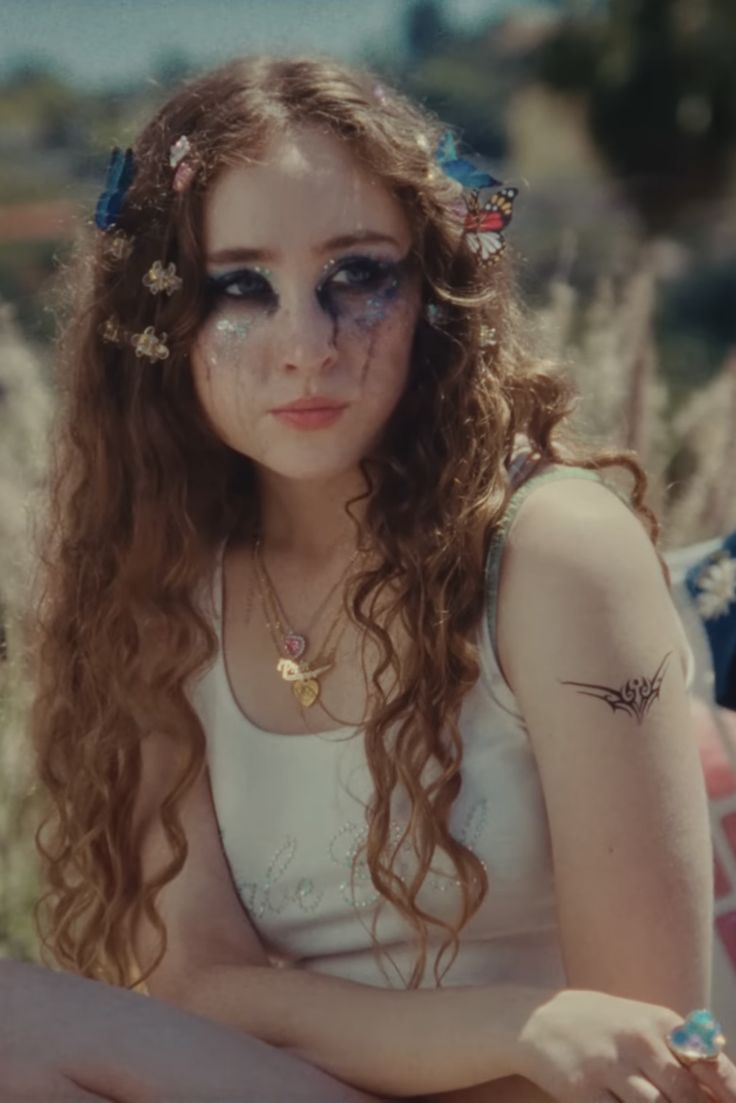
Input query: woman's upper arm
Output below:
<box><xmin>497</xmin><ymin>478</ymin><xmax>713</xmax><ymax>1013</ymax></box>
<box><xmin>130</xmin><ymin>729</ymin><xmax>269</xmax><ymax>1000</ymax></box>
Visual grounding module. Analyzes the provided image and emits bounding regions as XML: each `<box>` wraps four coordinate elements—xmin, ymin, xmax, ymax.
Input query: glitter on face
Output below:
<box><xmin>353</xmin><ymin>272</ymin><xmax>401</xmax><ymax>333</ymax></box>
<box><xmin>313</xmin><ymin>255</ymin><xmax>407</xmax><ymax>336</ymax></box>
<box><xmin>215</xmin><ymin>317</ymin><xmax>253</xmax><ymax>339</ymax></box>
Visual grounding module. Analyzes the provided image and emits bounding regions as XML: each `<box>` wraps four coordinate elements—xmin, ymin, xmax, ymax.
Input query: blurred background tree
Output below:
<box><xmin>535</xmin><ymin>0</ymin><xmax>736</xmax><ymax>235</ymax></box>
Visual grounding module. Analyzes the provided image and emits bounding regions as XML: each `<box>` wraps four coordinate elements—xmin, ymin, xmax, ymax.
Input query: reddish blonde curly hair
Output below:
<box><xmin>24</xmin><ymin>54</ymin><xmax>668</xmax><ymax>991</ymax></box>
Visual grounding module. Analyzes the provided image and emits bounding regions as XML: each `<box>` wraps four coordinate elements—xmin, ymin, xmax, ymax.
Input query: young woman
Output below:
<box><xmin>8</xmin><ymin>54</ymin><xmax>736</xmax><ymax>1103</ymax></box>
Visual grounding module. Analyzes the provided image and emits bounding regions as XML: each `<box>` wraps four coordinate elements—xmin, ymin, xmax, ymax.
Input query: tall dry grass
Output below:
<box><xmin>0</xmin><ymin>301</ymin><xmax>53</xmax><ymax>960</ymax></box>
<box><xmin>1</xmin><ymin>246</ymin><xmax>734</xmax><ymax>961</ymax></box>
<box><xmin>536</xmin><ymin>240</ymin><xmax>736</xmax><ymax>546</ymax></box>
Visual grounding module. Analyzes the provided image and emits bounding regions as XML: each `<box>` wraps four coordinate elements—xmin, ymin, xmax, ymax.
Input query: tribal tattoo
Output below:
<box><xmin>558</xmin><ymin>650</ymin><xmax>673</xmax><ymax>724</ymax></box>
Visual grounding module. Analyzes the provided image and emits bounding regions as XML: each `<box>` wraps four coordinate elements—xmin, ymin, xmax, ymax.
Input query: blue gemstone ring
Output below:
<box><xmin>666</xmin><ymin>1009</ymin><xmax>727</xmax><ymax>1066</ymax></box>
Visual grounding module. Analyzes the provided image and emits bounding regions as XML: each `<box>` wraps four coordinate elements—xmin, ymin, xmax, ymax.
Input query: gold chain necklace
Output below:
<box><xmin>253</xmin><ymin>548</ymin><xmax>356</xmax><ymax>709</ymax></box>
<box><xmin>265</xmin><ymin>596</ymin><xmax>353</xmax><ymax>712</ymax></box>
<box><xmin>253</xmin><ymin>538</ymin><xmax>360</xmax><ymax>663</ymax></box>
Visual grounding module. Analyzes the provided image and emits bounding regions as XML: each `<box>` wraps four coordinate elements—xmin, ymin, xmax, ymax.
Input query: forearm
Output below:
<box><xmin>174</xmin><ymin>961</ymin><xmax>559</xmax><ymax>1098</ymax></box>
<box><xmin>420</xmin><ymin>1074</ymin><xmax>557</xmax><ymax>1103</ymax></box>
<box><xmin>0</xmin><ymin>960</ymin><xmax>362</xmax><ymax>1103</ymax></box>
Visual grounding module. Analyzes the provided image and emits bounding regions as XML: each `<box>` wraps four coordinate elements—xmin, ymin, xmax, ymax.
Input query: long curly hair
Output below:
<box><xmin>24</xmin><ymin>54</ymin><xmax>669</xmax><ymax>991</ymax></box>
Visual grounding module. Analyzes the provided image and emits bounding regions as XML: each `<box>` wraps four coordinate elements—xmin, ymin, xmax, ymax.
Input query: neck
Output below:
<box><xmin>255</xmin><ymin>465</ymin><xmax>369</xmax><ymax>564</ymax></box>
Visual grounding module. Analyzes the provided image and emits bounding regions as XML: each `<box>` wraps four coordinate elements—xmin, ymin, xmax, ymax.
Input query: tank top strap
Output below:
<box><xmin>483</xmin><ymin>458</ymin><xmax>632</xmax><ymax>675</ymax></box>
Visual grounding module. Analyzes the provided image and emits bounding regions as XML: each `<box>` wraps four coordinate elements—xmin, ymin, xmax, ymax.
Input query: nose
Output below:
<box><xmin>277</xmin><ymin>289</ymin><xmax>339</xmax><ymax>381</ymax></box>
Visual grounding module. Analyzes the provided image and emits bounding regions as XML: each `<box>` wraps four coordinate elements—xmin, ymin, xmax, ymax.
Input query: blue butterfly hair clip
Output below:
<box><xmin>94</xmin><ymin>146</ymin><xmax>136</xmax><ymax>232</ymax></box>
<box><xmin>434</xmin><ymin>130</ymin><xmax>502</xmax><ymax>192</ymax></box>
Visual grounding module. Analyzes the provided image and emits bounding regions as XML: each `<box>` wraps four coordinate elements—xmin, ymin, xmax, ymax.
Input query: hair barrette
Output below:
<box><xmin>104</xmin><ymin>230</ymin><xmax>134</xmax><ymax>261</ymax></box>
<box><xmin>479</xmin><ymin>324</ymin><xmax>498</xmax><ymax>348</ymax></box>
<box><xmin>169</xmin><ymin>134</ymin><xmax>197</xmax><ymax>193</ymax></box>
<box><xmin>435</xmin><ymin>130</ymin><xmax>502</xmax><ymax>191</ymax></box>
<box><xmin>131</xmin><ymin>325</ymin><xmax>170</xmax><ymax>362</ymax></box>
<box><xmin>169</xmin><ymin>135</ymin><xmax>191</xmax><ymax>169</ymax></box>
<box><xmin>462</xmin><ymin>187</ymin><xmax>518</xmax><ymax>266</ymax></box>
<box><xmin>95</xmin><ymin>146</ymin><xmax>136</xmax><ymax>232</ymax></box>
<box><xmin>424</xmin><ymin>302</ymin><xmax>450</xmax><ymax>327</ymax></box>
<box><xmin>142</xmin><ymin>260</ymin><xmax>183</xmax><ymax>296</ymax></box>
<box><xmin>433</xmin><ymin>130</ymin><xmax>518</xmax><ymax>267</ymax></box>
<box><xmin>99</xmin><ymin>314</ymin><xmax>129</xmax><ymax>347</ymax></box>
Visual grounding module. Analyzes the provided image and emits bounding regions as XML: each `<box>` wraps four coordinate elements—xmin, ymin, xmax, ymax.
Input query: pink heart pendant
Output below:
<box><xmin>284</xmin><ymin>633</ymin><xmax>306</xmax><ymax>660</ymax></box>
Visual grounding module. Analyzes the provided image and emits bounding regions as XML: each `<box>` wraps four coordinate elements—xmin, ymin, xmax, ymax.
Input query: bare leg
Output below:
<box><xmin>0</xmin><ymin>960</ymin><xmax>390</xmax><ymax>1103</ymax></box>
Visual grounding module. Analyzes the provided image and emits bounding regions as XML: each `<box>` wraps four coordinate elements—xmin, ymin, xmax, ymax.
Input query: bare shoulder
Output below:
<box><xmin>496</xmin><ymin>474</ymin><xmax>691</xmax><ymax>690</ymax></box>
<box><xmin>506</xmin><ymin>471</ymin><xmax>639</xmax><ymax>557</ymax></box>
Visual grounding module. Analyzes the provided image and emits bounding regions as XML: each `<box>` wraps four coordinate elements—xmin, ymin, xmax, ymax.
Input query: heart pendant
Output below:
<box><xmin>293</xmin><ymin>679</ymin><xmax>319</xmax><ymax>708</ymax></box>
<box><xmin>284</xmin><ymin>633</ymin><xmax>306</xmax><ymax>660</ymax></box>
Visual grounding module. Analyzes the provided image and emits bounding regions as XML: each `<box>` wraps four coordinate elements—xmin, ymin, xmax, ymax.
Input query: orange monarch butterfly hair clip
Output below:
<box><xmin>462</xmin><ymin>186</ymin><xmax>519</xmax><ymax>266</ymax></box>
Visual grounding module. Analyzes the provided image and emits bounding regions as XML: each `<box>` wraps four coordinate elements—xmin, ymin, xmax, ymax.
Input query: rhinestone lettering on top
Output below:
<box><xmin>328</xmin><ymin>819</ymin><xmax>412</xmax><ymax>910</ymax></box>
<box><xmin>327</xmin><ymin>798</ymin><xmax>490</xmax><ymax>909</ymax></box>
<box><xmin>237</xmin><ymin>834</ymin><xmax>324</xmax><ymax>919</ymax></box>
<box><xmin>431</xmin><ymin>797</ymin><xmax>489</xmax><ymax>893</ymax></box>
<box><xmin>229</xmin><ymin>798</ymin><xmax>490</xmax><ymax>922</ymax></box>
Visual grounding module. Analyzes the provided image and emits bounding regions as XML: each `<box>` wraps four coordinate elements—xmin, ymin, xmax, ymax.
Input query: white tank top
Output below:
<box><xmin>191</xmin><ymin>448</ymin><xmax>695</xmax><ymax>989</ymax></box>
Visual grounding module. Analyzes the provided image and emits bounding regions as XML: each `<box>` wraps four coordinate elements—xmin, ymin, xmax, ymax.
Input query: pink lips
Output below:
<box><xmin>271</xmin><ymin>396</ymin><xmax>348</xmax><ymax>430</ymax></box>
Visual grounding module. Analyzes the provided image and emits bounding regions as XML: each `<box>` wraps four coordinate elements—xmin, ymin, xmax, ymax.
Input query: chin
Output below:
<box><xmin>271</xmin><ymin>457</ymin><xmax>366</xmax><ymax>483</ymax></box>
<box><xmin>253</xmin><ymin>444</ymin><xmax>369</xmax><ymax>484</ymax></box>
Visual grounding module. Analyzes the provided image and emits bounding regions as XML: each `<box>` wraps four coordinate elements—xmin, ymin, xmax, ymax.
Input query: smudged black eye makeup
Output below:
<box><xmin>320</xmin><ymin>255</ymin><xmax>401</xmax><ymax>296</ymax></box>
<box><xmin>205</xmin><ymin>266</ymin><xmax>274</xmax><ymax>304</ymax></box>
<box><xmin>204</xmin><ymin>254</ymin><xmax>407</xmax><ymax>313</ymax></box>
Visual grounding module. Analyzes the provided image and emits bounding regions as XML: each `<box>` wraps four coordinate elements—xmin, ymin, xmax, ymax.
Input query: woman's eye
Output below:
<box><xmin>328</xmin><ymin>257</ymin><xmax>397</xmax><ymax>293</ymax></box>
<box><xmin>205</xmin><ymin>270</ymin><xmax>272</xmax><ymax>300</ymax></box>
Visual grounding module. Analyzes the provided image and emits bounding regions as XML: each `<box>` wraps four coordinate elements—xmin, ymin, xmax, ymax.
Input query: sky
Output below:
<box><xmin>0</xmin><ymin>0</ymin><xmax>551</xmax><ymax>90</ymax></box>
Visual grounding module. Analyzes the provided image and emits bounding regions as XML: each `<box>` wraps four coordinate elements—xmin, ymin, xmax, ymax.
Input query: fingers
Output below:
<box><xmin>689</xmin><ymin>1054</ymin><xmax>736</xmax><ymax>1103</ymax></box>
<box><xmin>609</xmin><ymin>1072</ymin><xmax>708</xmax><ymax>1103</ymax></box>
<box><xmin>637</xmin><ymin>1045</ymin><xmax>712</xmax><ymax>1103</ymax></box>
<box><xmin>608</xmin><ymin>1076</ymin><xmax>666</xmax><ymax>1102</ymax></box>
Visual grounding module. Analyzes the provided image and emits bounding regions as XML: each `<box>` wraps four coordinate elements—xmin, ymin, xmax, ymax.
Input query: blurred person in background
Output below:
<box><xmin>2</xmin><ymin>54</ymin><xmax>735</xmax><ymax>1103</ymax></box>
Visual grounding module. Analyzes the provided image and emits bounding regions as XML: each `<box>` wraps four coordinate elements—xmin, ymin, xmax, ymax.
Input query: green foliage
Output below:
<box><xmin>0</xmin><ymin>654</ymin><xmax>43</xmax><ymax>963</ymax></box>
<box><xmin>534</xmin><ymin>0</ymin><xmax>736</xmax><ymax>231</ymax></box>
<box><xmin>0</xmin><ymin>241</ymin><xmax>67</xmax><ymax>342</ymax></box>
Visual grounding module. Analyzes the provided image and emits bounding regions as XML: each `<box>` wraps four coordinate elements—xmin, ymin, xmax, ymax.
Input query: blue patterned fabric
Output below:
<box><xmin>684</xmin><ymin>529</ymin><xmax>736</xmax><ymax>711</ymax></box>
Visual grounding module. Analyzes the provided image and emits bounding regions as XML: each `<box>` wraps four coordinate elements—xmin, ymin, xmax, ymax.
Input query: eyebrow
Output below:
<box><xmin>206</xmin><ymin>230</ymin><xmax>402</xmax><ymax>265</ymax></box>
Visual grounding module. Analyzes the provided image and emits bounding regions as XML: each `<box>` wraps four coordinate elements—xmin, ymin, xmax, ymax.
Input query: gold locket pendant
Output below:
<box><xmin>293</xmin><ymin>679</ymin><xmax>320</xmax><ymax>708</ymax></box>
<box><xmin>276</xmin><ymin>656</ymin><xmax>333</xmax><ymax>709</ymax></box>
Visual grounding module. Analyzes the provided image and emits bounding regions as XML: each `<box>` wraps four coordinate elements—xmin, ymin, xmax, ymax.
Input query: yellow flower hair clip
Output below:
<box><xmin>142</xmin><ymin>260</ymin><xmax>182</xmax><ymax>296</ymax></box>
<box><xmin>104</xmin><ymin>230</ymin><xmax>134</xmax><ymax>262</ymax></box>
<box><xmin>99</xmin><ymin>314</ymin><xmax>129</xmax><ymax>346</ymax></box>
<box><xmin>131</xmin><ymin>326</ymin><xmax>170</xmax><ymax>362</ymax></box>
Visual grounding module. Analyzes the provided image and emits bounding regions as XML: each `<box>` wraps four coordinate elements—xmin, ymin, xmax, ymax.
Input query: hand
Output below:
<box><xmin>515</xmin><ymin>989</ymin><xmax>736</xmax><ymax>1103</ymax></box>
